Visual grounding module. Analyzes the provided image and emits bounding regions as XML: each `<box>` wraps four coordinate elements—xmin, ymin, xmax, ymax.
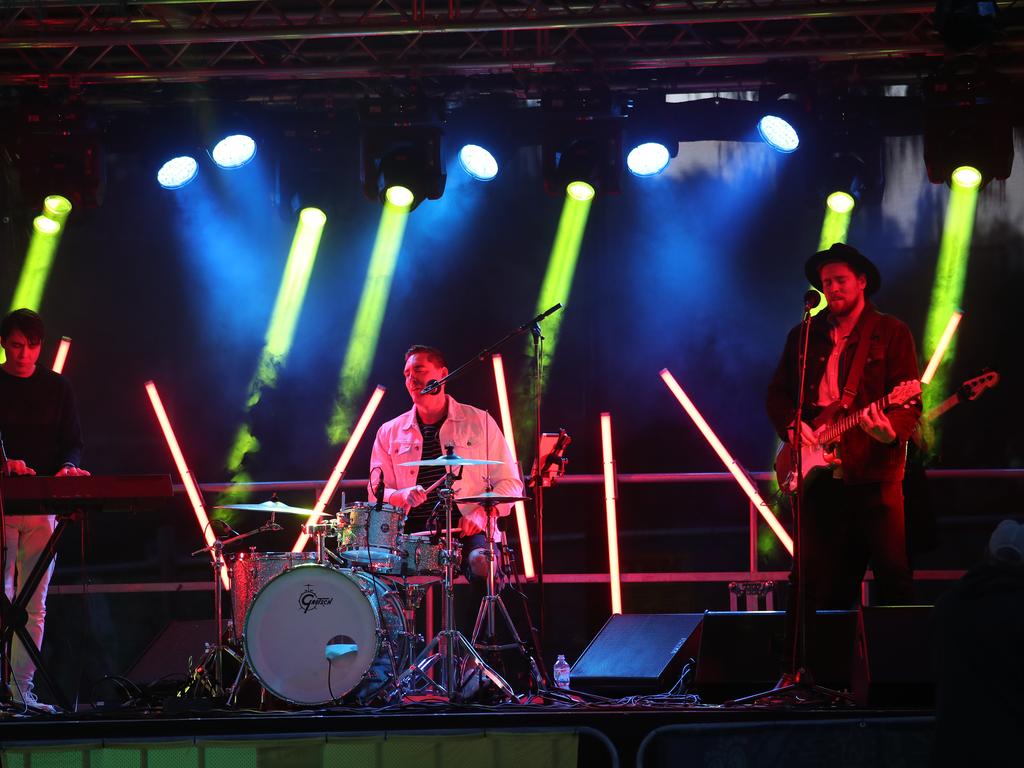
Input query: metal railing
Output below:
<box><xmin>49</xmin><ymin>469</ymin><xmax>1021</xmax><ymax>595</ymax></box>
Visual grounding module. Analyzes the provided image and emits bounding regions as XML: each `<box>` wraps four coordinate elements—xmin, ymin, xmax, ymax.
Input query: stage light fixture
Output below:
<box><xmin>211</xmin><ymin>134</ymin><xmax>257</xmax><ymax>170</ymax></box>
<box><xmin>826</xmin><ymin>191</ymin><xmax>856</xmax><ymax>214</ymax></box>
<box><xmin>757</xmin><ymin>114</ymin><xmax>800</xmax><ymax>153</ymax></box>
<box><xmin>5</xmin><ymin>102</ymin><xmax>104</xmax><ymax>210</ymax></box>
<box><xmin>935</xmin><ymin>0</ymin><xmax>999</xmax><ymax>51</ymax></box>
<box><xmin>625</xmin><ymin>142</ymin><xmax>671</xmax><ymax>177</ymax></box>
<box><xmin>923</xmin><ymin>67</ymin><xmax>1013</xmax><ymax>187</ymax></box>
<box><xmin>458</xmin><ymin>144</ymin><xmax>499</xmax><ymax>181</ymax></box>
<box><xmin>32</xmin><ymin>215</ymin><xmax>60</xmax><ymax>235</ymax></box>
<box><xmin>542</xmin><ymin>91</ymin><xmax>624</xmax><ymax>198</ymax></box>
<box><xmin>360</xmin><ymin>98</ymin><xmax>446</xmax><ymax>211</ymax></box>
<box><xmin>43</xmin><ymin>195</ymin><xmax>72</xmax><ymax>223</ymax></box>
<box><xmin>157</xmin><ymin>155</ymin><xmax>199</xmax><ymax>190</ymax></box>
<box><xmin>951</xmin><ymin>165</ymin><xmax>982</xmax><ymax>188</ymax></box>
<box><xmin>566</xmin><ymin>181</ymin><xmax>595</xmax><ymax>201</ymax></box>
<box><xmin>384</xmin><ymin>185</ymin><xmax>415</xmax><ymax>208</ymax></box>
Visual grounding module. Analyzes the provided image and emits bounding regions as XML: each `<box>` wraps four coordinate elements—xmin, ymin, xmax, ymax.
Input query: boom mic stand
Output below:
<box><xmin>730</xmin><ymin>296</ymin><xmax>851</xmax><ymax>706</ymax></box>
<box><xmin>419</xmin><ymin>304</ymin><xmax>560</xmax><ymax>687</ymax></box>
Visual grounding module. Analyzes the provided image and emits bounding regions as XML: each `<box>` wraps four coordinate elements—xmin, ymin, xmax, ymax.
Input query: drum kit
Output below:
<box><xmin>188</xmin><ymin>448</ymin><xmax>538</xmax><ymax>708</ymax></box>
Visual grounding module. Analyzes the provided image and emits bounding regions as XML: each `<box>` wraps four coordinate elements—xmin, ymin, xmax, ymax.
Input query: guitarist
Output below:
<box><xmin>766</xmin><ymin>243</ymin><xmax>921</xmax><ymax>621</ymax></box>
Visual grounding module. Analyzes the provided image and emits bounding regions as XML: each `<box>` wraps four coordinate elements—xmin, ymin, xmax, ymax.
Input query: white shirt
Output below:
<box><xmin>368</xmin><ymin>395</ymin><xmax>523</xmax><ymax>533</ymax></box>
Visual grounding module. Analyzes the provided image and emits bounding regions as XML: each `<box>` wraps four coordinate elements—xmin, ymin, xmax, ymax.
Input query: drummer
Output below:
<box><xmin>368</xmin><ymin>345</ymin><xmax>523</xmax><ymax>580</ymax></box>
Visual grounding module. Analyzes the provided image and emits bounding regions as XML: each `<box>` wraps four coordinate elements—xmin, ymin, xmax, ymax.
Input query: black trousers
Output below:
<box><xmin>785</xmin><ymin>476</ymin><xmax>914</xmax><ymax>669</ymax></box>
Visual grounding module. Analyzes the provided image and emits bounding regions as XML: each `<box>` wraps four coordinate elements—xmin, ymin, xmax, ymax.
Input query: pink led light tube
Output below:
<box><xmin>659</xmin><ymin>369</ymin><xmax>794</xmax><ymax>556</ymax></box>
<box><xmin>292</xmin><ymin>385</ymin><xmax>387</xmax><ymax>552</ymax></box>
<box><xmin>490</xmin><ymin>354</ymin><xmax>536</xmax><ymax>579</ymax></box>
<box><xmin>600</xmin><ymin>412</ymin><xmax>623</xmax><ymax>614</ymax></box>
<box><xmin>145</xmin><ymin>380</ymin><xmax>231</xmax><ymax>590</ymax></box>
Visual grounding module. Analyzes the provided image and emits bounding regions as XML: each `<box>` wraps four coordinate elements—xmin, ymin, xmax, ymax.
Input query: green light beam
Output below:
<box><xmin>9</xmin><ymin>216</ymin><xmax>66</xmax><ymax>313</ymax></box>
<box><xmin>327</xmin><ymin>202</ymin><xmax>410</xmax><ymax>445</ymax></box>
<box><xmin>222</xmin><ymin>208</ymin><xmax>326</xmax><ymax>499</ymax></box>
<box><xmin>532</xmin><ymin>191</ymin><xmax>593</xmax><ymax>384</ymax></box>
<box><xmin>922</xmin><ymin>181</ymin><xmax>979</xmax><ymax>420</ymax></box>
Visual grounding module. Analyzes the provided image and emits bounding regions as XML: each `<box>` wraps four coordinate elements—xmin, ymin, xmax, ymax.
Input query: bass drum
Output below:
<box><xmin>243</xmin><ymin>564</ymin><xmax>405</xmax><ymax>706</ymax></box>
<box><xmin>228</xmin><ymin>551</ymin><xmax>317</xmax><ymax>643</ymax></box>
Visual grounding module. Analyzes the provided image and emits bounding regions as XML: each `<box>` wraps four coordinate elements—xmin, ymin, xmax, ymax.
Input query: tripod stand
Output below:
<box><xmin>468</xmin><ymin>502</ymin><xmax>543</xmax><ymax>693</ymax></box>
<box><xmin>391</xmin><ymin>462</ymin><xmax>517</xmax><ymax>702</ymax></box>
<box><xmin>187</xmin><ymin>517</ymin><xmax>279</xmax><ymax>703</ymax></box>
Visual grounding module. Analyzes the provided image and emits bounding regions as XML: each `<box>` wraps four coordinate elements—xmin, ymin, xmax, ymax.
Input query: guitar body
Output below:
<box><xmin>772</xmin><ymin>380</ymin><xmax>922</xmax><ymax>492</ymax></box>
<box><xmin>774</xmin><ymin>403</ymin><xmax>843</xmax><ymax>492</ymax></box>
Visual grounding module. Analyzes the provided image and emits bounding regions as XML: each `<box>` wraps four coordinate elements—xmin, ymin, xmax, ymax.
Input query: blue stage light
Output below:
<box><xmin>757</xmin><ymin>115</ymin><xmax>800</xmax><ymax>153</ymax></box>
<box><xmin>458</xmin><ymin>144</ymin><xmax>499</xmax><ymax>181</ymax></box>
<box><xmin>157</xmin><ymin>156</ymin><xmax>199</xmax><ymax>190</ymax></box>
<box><xmin>625</xmin><ymin>142</ymin><xmax>671</xmax><ymax>177</ymax></box>
<box><xmin>211</xmin><ymin>134</ymin><xmax>257</xmax><ymax>169</ymax></box>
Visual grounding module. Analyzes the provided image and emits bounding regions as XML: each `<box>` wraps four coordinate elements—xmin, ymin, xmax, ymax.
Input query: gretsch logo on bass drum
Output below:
<box><xmin>298</xmin><ymin>584</ymin><xmax>334</xmax><ymax>613</ymax></box>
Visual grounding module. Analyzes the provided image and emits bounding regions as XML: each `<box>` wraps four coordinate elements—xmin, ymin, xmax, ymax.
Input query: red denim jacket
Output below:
<box><xmin>766</xmin><ymin>303</ymin><xmax>921</xmax><ymax>484</ymax></box>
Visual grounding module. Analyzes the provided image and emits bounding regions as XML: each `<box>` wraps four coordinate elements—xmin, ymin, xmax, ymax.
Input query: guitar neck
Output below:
<box><xmin>818</xmin><ymin>393</ymin><xmax>893</xmax><ymax>445</ymax></box>
<box><xmin>923</xmin><ymin>394</ymin><xmax>960</xmax><ymax>423</ymax></box>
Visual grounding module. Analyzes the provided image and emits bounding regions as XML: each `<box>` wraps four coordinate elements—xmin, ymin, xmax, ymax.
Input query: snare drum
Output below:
<box><xmin>227</xmin><ymin>551</ymin><xmax>317</xmax><ymax>642</ymax></box>
<box><xmin>243</xmin><ymin>564</ymin><xmax>405</xmax><ymax>706</ymax></box>
<box><xmin>337</xmin><ymin>502</ymin><xmax>406</xmax><ymax>567</ymax></box>
<box><xmin>396</xmin><ymin>534</ymin><xmax>457</xmax><ymax>577</ymax></box>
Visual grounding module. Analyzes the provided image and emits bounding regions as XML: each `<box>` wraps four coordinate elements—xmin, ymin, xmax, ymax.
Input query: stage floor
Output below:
<box><xmin>0</xmin><ymin>695</ymin><xmax>935</xmax><ymax>768</ymax></box>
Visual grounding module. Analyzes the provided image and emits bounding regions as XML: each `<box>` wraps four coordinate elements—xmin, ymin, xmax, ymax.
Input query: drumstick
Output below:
<box><xmin>424</xmin><ymin>474</ymin><xmax>447</xmax><ymax>495</ymax></box>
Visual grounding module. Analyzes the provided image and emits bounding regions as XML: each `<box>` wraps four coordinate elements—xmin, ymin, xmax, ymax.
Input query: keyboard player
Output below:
<box><xmin>1</xmin><ymin>309</ymin><xmax>89</xmax><ymax>713</ymax></box>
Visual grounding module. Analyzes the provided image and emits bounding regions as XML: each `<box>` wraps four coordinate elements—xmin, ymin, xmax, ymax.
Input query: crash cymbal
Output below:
<box><xmin>456</xmin><ymin>492</ymin><xmax>530</xmax><ymax>504</ymax></box>
<box><xmin>213</xmin><ymin>500</ymin><xmax>325</xmax><ymax>517</ymax></box>
<box><xmin>399</xmin><ymin>453</ymin><xmax>504</xmax><ymax>467</ymax></box>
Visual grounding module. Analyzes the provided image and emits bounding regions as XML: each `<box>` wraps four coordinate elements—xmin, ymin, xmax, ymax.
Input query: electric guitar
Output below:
<box><xmin>774</xmin><ymin>379</ymin><xmax>922</xmax><ymax>492</ymax></box>
<box><xmin>922</xmin><ymin>371</ymin><xmax>999</xmax><ymax>423</ymax></box>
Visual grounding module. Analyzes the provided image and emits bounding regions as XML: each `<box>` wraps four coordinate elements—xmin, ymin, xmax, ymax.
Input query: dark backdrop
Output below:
<box><xmin>3</xmin><ymin>113</ymin><xmax>1021</xmax><ymax>701</ymax></box>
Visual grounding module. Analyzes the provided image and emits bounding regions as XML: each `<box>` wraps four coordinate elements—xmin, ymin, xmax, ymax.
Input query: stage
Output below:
<box><xmin>0</xmin><ymin>697</ymin><xmax>936</xmax><ymax>768</ymax></box>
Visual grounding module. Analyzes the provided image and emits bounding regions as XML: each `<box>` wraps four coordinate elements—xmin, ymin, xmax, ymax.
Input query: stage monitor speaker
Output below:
<box><xmin>570</xmin><ymin>613</ymin><xmax>704</xmax><ymax>696</ymax></box>
<box><xmin>126</xmin><ymin>619</ymin><xmax>217</xmax><ymax>684</ymax></box>
<box><xmin>852</xmin><ymin>605</ymin><xmax>934</xmax><ymax>706</ymax></box>
<box><xmin>691</xmin><ymin>610</ymin><xmax>859</xmax><ymax>703</ymax></box>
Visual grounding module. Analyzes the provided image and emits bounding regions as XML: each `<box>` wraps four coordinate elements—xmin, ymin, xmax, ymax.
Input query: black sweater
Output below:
<box><xmin>0</xmin><ymin>366</ymin><xmax>84</xmax><ymax>475</ymax></box>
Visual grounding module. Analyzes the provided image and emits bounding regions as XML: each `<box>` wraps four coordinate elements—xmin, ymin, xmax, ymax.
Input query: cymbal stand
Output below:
<box><xmin>390</xmin><ymin>468</ymin><xmax>517</xmax><ymax>702</ymax></box>
<box><xmin>470</xmin><ymin>505</ymin><xmax>542</xmax><ymax>690</ymax></box>
<box><xmin>188</xmin><ymin>519</ymin><xmax>279</xmax><ymax>701</ymax></box>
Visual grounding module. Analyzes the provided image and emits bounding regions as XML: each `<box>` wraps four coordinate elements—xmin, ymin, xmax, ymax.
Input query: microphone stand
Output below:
<box><xmin>0</xmin><ymin>434</ymin><xmax>11</xmax><ymax>706</ymax></box>
<box><xmin>419</xmin><ymin>304</ymin><xmax>559</xmax><ymax>687</ymax></box>
<box><xmin>730</xmin><ymin>298</ymin><xmax>851</xmax><ymax>705</ymax></box>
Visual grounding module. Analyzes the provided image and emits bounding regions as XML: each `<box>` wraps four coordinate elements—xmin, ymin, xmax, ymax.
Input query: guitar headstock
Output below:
<box><xmin>891</xmin><ymin>379</ymin><xmax>923</xmax><ymax>406</ymax></box>
<box><xmin>960</xmin><ymin>371</ymin><xmax>1000</xmax><ymax>401</ymax></box>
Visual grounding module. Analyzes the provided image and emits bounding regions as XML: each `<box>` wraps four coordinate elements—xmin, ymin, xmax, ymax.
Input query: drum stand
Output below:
<box><xmin>189</xmin><ymin>519</ymin><xmax>278</xmax><ymax>704</ymax></box>
<box><xmin>391</xmin><ymin>470</ymin><xmax>517</xmax><ymax>703</ymax></box>
<box><xmin>469</xmin><ymin>505</ymin><xmax>542</xmax><ymax>690</ymax></box>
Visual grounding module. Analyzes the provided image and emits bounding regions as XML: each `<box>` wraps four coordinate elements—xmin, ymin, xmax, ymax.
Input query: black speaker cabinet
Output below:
<box><xmin>852</xmin><ymin>605</ymin><xmax>934</xmax><ymax>706</ymax></box>
<box><xmin>126</xmin><ymin>619</ymin><xmax>217</xmax><ymax>684</ymax></box>
<box><xmin>570</xmin><ymin>613</ymin><xmax>704</xmax><ymax>696</ymax></box>
<box><xmin>690</xmin><ymin>610</ymin><xmax>859</xmax><ymax>703</ymax></box>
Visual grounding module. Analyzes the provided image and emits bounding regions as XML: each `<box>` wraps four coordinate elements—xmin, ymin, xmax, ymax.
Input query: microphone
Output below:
<box><xmin>803</xmin><ymin>289</ymin><xmax>820</xmax><ymax>310</ymax></box>
<box><xmin>420</xmin><ymin>379</ymin><xmax>441</xmax><ymax>395</ymax></box>
<box><xmin>374</xmin><ymin>469</ymin><xmax>385</xmax><ymax>512</ymax></box>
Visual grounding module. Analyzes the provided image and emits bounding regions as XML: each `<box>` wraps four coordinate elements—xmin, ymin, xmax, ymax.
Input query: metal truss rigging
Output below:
<box><xmin>0</xmin><ymin>0</ymin><xmax>1021</xmax><ymax>101</ymax></box>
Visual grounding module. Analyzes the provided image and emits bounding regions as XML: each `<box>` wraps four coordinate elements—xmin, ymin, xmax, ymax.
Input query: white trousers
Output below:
<box><xmin>3</xmin><ymin>514</ymin><xmax>56</xmax><ymax>695</ymax></box>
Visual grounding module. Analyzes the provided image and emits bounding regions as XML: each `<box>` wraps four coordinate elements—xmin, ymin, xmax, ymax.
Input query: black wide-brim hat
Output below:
<box><xmin>804</xmin><ymin>242</ymin><xmax>881</xmax><ymax>296</ymax></box>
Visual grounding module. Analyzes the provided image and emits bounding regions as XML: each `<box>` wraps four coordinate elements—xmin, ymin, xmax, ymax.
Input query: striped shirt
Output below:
<box><xmin>409</xmin><ymin>414</ymin><xmax>447</xmax><ymax>529</ymax></box>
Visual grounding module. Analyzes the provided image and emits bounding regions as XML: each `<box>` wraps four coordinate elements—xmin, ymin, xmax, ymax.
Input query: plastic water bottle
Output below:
<box><xmin>553</xmin><ymin>654</ymin><xmax>571</xmax><ymax>690</ymax></box>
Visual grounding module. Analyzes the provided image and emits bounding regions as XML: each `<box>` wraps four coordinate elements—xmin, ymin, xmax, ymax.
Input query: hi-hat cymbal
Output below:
<box><xmin>213</xmin><ymin>500</ymin><xmax>325</xmax><ymax>517</ymax></box>
<box><xmin>456</xmin><ymin>492</ymin><xmax>530</xmax><ymax>504</ymax></box>
<box><xmin>399</xmin><ymin>453</ymin><xmax>504</xmax><ymax>467</ymax></box>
